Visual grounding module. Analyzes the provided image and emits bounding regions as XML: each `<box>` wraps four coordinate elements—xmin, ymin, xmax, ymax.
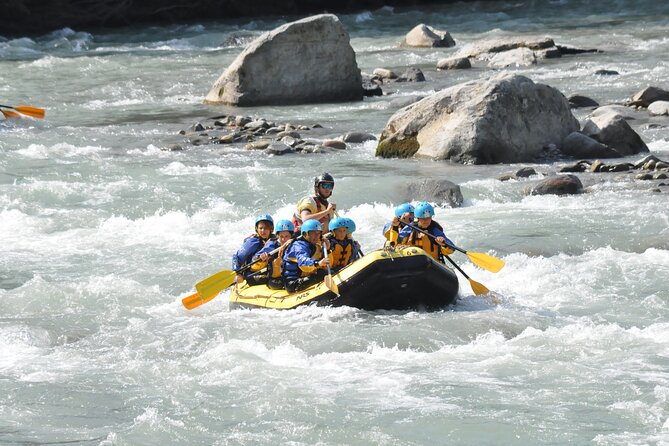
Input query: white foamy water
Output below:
<box><xmin>1</xmin><ymin>1</ymin><xmax>669</xmax><ymax>444</ymax></box>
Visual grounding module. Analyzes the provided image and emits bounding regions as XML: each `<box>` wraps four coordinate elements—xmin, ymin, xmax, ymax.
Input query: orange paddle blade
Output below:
<box><xmin>1</xmin><ymin>105</ymin><xmax>45</xmax><ymax>119</ymax></box>
<box><xmin>1</xmin><ymin>109</ymin><xmax>21</xmax><ymax>119</ymax></box>
<box><xmin>181</xmin><ymin>291</ymin><xmax>217</xmax><ymax>310</ymax></box>
<box><xmin>13</xmin><ymin>106</ymin><xmax>45</xmax><ymax>119</ymax></box>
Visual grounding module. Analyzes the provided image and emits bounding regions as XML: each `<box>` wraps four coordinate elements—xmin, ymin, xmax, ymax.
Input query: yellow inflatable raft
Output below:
<box><xmin>230</xmin><ymin>246</ymin><xmax>459</xmax><ymax>310</ymax></box>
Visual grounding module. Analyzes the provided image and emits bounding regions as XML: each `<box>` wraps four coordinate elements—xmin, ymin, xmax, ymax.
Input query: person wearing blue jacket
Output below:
<box><xmin>398</xmin><ymin>202</ymin><xmax>454</xmax><ymax>262</ymax></box>
<box><xmin>232</xmin><ymin>214</ymin><xmax>275</xmax><ymax>285</ymax></box>
<box><xmin>282</xmin><ymin>219</ymin><xmax>330</xmax><ymax>292</ymax></box>
<box><xmin>251</xmin><ymin>219</ymin><xmax>295</xmax><ymax>289</ymax></box>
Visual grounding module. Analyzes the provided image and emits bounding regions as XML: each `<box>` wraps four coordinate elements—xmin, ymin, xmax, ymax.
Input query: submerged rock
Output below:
<box><xmin>529</xmin><ymin>175</ymin><xmax>583</xmax><ymax>195</ymax></box>
<box><xmin>568</xmin><ymin>95</ymin><xmax>599</xmax><ymax>108</ymax></box>
<box><xmin>561</xmin><ymin>132</ymin><xmax>621</xmax><ymax>159</ymax></box>
<box><xmin>436</xmin><ymin>57</ymin><xmax>471</xmax><ymax>70</ymax></box>
<box><xmin>455</xmin><ymin>36</ymin><xmax>555</xmax><ymax>59</ymax></box>
<box><xmin>204</xmin><ymin>14</ymin><xmax>362</xmax><ymax>106</ymax></box>
<box><xmin>401</xmin><ymin>24</ymin><xmax>455</xmax><ymax>48</ymax></box>
<box><xmin>405</xmin><ymin>179</ymin><xmax>464</xmax><ymax>208</ymax></box>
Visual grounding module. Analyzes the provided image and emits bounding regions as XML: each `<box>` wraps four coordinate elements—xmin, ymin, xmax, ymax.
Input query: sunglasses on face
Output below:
<box><xmin>320</xmin><ymin>183</ymin><xmax>334</xmax><ymax>190</ymax></box>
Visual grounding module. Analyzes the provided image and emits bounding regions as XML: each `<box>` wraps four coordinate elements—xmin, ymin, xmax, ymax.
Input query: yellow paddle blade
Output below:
<box><xmin>182</xmin><ymin>291</ymin><xmax>217</xmax><ymax>310</ymax></box>
<box><xmin>324</xmin><ymin>274</ymin><xmax>339</xmax><ymax>296</ymax></box>
<box><xmin>466</xmin><ymin>252</ymin><xmax>505</xmax><ymax>273</ymax></box>
<box><xmin>440</xmin><ymin>246</ymin><xmax>455</xmax><ymax>256</ymax></box>
<box><xmin>468</xmin><ymin>278</ymin><xmax>490</xmax><ymax>296</ymax></box>
<box><xmin>195</xmin><ymin>269</ymin><xmax>237</xmax><ymax>300</ymax></box>
<box><xmin>14</xmin><ymin>106</ymin><xmax>45</xmax><ymax>119</ymax></box>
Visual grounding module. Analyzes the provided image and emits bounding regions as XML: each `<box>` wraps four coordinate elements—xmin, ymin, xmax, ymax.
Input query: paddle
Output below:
<box><xmin>443</xmin><ymin>255</ymin><xmax>491</xmax><ymax>297</ymax></box>
<box><xmin>186</xmin><ymin>244</ymin><xmax>282</xmax><ymax>310</ymax></box>
<box><xmin>402</xmin><ymin>222</ymin><xmax>505</xmax><ymax>273</ymax></box>
<box><xmin>0</xmin><ymin>104</ymin><xmax>46</xmax><ymax>119</ymax></box>
<box><xmin>322</xmin><ymin>242</ymin><xmax>339</xmax><ymax>296</ymax></box>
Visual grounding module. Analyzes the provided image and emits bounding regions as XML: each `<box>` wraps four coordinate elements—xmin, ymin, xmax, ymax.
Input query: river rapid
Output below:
<box><xmin>1</xmin><ymin>1</ymin><xmax>669</xmax><ymax>444</ymax></box>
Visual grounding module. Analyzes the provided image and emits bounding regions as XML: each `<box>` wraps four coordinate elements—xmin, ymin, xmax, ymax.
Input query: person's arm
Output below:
<box><xmin>232</xmin><ymin>237</ymin><xmax>261</xmax><ymax>282</ymax></box>
<box><xmin>300</xmin><ymin>202</ymin><xmax>335</xmax><ymax>223</ymax></box>
<box><xmin>430</xmin><ymin>226</ymin><xmax>454</xmax><ymax>250</ymax></box>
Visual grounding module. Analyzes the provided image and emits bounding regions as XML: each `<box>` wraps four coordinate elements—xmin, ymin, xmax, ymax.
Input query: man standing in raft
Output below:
<box><xmin>292</xmin><ymin>173</ymin><xmax>337</xmax><ymax>234</ymax></box>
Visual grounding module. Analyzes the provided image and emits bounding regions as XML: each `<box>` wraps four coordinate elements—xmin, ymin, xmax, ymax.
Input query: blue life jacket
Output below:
<box><xmin>282</xmin><ymin>237</ymin><xmax>322</xmax><ymax>281</ymax></box>
<box><xmin>232</xmin><ymin>234</ymin><xmax>273</xmax><ymax>278</ymax></box>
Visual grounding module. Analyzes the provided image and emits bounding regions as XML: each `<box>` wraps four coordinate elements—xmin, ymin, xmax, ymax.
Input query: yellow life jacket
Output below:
<box><xmin>383</xmin><ymin>224</ymin><xmax>401</xmax><ymax>248</ymax></box>
<box><xmin>292</xmin><ymin>195</ymin><xmax>330</xmax><ymax>232</ymax></box>
<box><xmin>268</xmin><ymin>241</ymin><xmax>293</xmax><ymax>279</ymax></box>
<box><xmin>406</xmin><ymin>222</ymin><xmax>445</xmax><ymax>261</ymax></box>
<box><xmin>326</xmin><ymin>235</ymin><xmax>354</xmax><ymax>269</ymax></box>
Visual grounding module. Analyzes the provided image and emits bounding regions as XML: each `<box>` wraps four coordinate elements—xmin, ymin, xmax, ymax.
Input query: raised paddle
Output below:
<box><xmin>402</xmin><ymin>222</ymin><xmax>505</xmax><ymax>273</ymax></box>
<box><xmin>443</xmin><ymin>255</ymin><xmax>491</xmax><ymax>297</ymax></box>
<box><xmin>187</xmin><ymin>244</ymin><xmax>283</xmax><ymax>310</ymax></box>
<box><xmin>0</xmin><ymin>104</ymin><xmax>45</xmax><ymax>119</ymax></box>
<box><xmin>322</xmin><ymin>242</ymin><xmax>339</xmax><ymax>296</ymax></box>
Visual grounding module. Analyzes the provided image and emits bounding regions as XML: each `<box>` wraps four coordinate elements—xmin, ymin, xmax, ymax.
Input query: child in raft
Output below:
<box><xmin>398</xmin><ymin>202</ymin><xmax>455</xmax><ymax>262</ymax></box>
<box><xmin>324</xmin><ymin>217</ymin><xmax>361</xmax><ymax>273</ymax></box>
<box><xmin>231</xmin><ymin>214</ymin><xmax>275</xmax><ymax>285</ymax></box>
<box><xmin>251</xmin><ymin>219</ymin><xmax>296</xmax><ymax>289</ymax></box>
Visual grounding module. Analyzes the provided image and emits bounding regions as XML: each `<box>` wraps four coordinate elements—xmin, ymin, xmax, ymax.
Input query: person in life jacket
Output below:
<box><xmin>398</xmin><ymin>202</ymin><xmax>454</xmax><ymax>262</ymax></box>
<box><xmin>251</xmin><ymin>219</ymin><xmax>295</xmax><ymax>290</ymax></box>
<box><xmin>382</xmin><ymin>203</ymin><xmax>414</xmax><ymax>247</ymax></box>
<box><xmin>292</xmin><ymin>172</ymin><xmax>337</xmax><ymax>235</ymax></box>
<box><xmin>324</xmin><ymin>217</ymin><xmax>361</xmax><ymax>272</ymax></box>
<box><xmin>342</xmin><ymin>217</ymin><xmax>363</xmax><ymax>258</ymax></box>
<box><xmin>232</xmin><ymin>214</ymin><xmax>275</xmax><ymax>285</ymax></box>
<box><xmin>282</xmin><ymin>219</ymin><xmax>330</xmax><ymax>293</ymax></box>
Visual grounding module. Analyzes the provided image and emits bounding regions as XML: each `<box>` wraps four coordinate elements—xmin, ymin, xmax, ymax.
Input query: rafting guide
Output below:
<box><xmin>292</xmin><ymin>172</ymin><xmax>337</xmax><ymax>234</ymax></box>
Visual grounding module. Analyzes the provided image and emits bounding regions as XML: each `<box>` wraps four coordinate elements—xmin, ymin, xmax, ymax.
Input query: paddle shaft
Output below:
<box><xmin>444</xmin><ymin>255</ymin><xmax>470</xmax><ymax>280</ymax></box>
<box><xmin>401</xmin><ymin>222</ymin><xmax>462</xmax><ymax>253</ymax></box>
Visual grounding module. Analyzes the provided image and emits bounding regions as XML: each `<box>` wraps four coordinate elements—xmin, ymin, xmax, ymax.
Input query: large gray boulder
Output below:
<box><xmin>582</xmin><ymin>112</ymin><xmax>649</xmax><ymax>156</ymax></box>
<box><xmin>376</xmin><ymin>73</ymin><xmax>579</xmax><ymax>164</ymax></box>
<box><xmin>204</xmin><ymin>14</ymin><xmax>363</xmax><ymax>106</ymax></box>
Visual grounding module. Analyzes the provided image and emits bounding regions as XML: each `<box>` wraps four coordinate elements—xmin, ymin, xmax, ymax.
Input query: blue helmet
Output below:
<box><xmin>255</xmin><ymin>213</ymin><xmax>274</xmax><ymax>226</ymax></box>
<box><xmin>275</xmin><ymin>219</ymin><xmax>294</xmax><ymax>234</ymax></box>
<box><xmin>343</xmin><ymin>218</ymin><xmax>356</xmax><ymax>235</ymax></box>
<box><xmin>301</xmin><ymin>219</ymin><xmax>323</xmax><ymax>235</ymax></box>
<box><xmin>414</xmin><ymin>202</ymin><xmax>434</xmax><ymax>218</ymax></box>
<box><xmin>394</xmin><ymin>203</ymin><xmax>415</xmax><ymax>217</ymax></box>
<box><xmin>329</xmin><ymin>217</ymin><xmax>347</xmax><ymax>231</ymax></box>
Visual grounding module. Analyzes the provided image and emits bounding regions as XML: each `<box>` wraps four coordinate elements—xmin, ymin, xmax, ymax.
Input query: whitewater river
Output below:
<box><xmin>2</xmin><ymin>1</ymin><xmax>669</xmax><ymax>444</ymax></box>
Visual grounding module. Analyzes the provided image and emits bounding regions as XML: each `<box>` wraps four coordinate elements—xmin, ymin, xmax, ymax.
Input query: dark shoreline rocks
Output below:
<box><xmin>171</xmin><ymin>114</ymin><xmax>376</xmax><ymax>155</ymax></box>
<box><xmin>0</xmin><ymin>0</ymin><xmax>473</xmax><ymax>38</ymax></box>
